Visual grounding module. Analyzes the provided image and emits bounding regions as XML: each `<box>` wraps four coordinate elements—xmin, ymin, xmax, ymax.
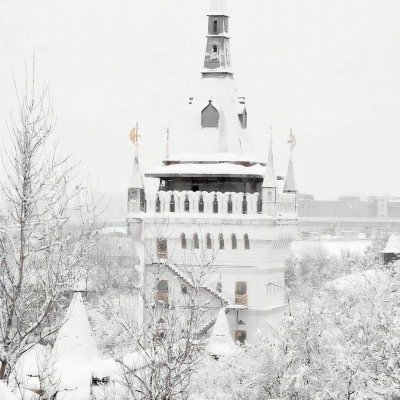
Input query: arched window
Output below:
<box><xmin>181</xmin><ymin>233</ymin><xmax>187</xmax><ymax>249</ymax></box>
<box><xmin>213</xmin><ymin>194</ymin><xmax>219</xmax><ymax>213</ymax></box>
<box><xmin>231</xmin><ymin>234</ymin><xmax>237</xmax><ymax>250</ymax></box>
<box><xmin>219</xmin><ymin>233</ymin><xmax>225</xmax><ymax>250</ymax></box>
<box><xmin>206</xmin><ymin>233</ymin><xmax>212</xmax><ymax>249</ymax></box>
<box><xmin>201</xmin><ymin>101</ymin><xmax>219</xmax><ymax>128</ymax></box>
<box><xmin>244</xmin><ymin>234</ymin><xmax>250</xmax><ymax>250</ymax></box>
<box><xmin>193</xmin><ymin>233</ymin><xmax>199</xmax><ymax>249</ymax></box>
<box><xmin>213</xmin><ymin>20</ymin><xmax>218</xmax><ymax>34</ymax></box>
<box><xmin>184</xmin><ymin>195</ymin><xmax>190</xmax><ymax>212</ymax></box>
<box><xmin>210</xmin><ymin>44</ymin><xmax>219</xmax><ymax>61</ymax></box>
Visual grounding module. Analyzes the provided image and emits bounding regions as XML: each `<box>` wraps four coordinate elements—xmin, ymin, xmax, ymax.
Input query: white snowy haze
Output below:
<box><xmin>1</xmin><ymin>0</ymin><xmax>400</xmax><ymax>201</ymax></box>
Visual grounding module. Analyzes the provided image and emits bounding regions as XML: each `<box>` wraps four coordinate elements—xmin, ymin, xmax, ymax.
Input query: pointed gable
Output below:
<box><xmin>49</xmin><ymin>293</ymin><xmax>102</xmax><ymax>400</ymax></box>
<box><xmin>263</xmin><ymin>142</ymin><xmax>277</xmax><ymax>188</ymax></box>
<box><xmin>207</xmin><ymin>309</ymin><xmax>236</xmax><ymax>357</ymax></box>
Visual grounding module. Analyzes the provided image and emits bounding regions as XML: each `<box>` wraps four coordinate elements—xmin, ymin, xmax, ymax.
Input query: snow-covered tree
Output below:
<box><xmin>0</xmin><ymin>64</ymin><xmax>99</xmax><ymax>381</ymax></box>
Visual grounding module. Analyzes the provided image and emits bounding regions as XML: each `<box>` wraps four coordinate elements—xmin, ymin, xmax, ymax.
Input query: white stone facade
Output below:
<box><xmin>126</xmin><ymin>0</ymin><xmax>298</xmax><ymax>343</ymax></box>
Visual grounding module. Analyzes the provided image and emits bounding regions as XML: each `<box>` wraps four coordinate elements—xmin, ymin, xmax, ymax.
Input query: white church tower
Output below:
<box><xmin>127</xmin><ymin>0</ymin><xmax>298</xmax><ymax>343</ymax></box>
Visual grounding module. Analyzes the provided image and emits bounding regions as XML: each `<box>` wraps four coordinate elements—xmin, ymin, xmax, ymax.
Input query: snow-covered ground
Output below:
<box><xmin>291</xmin><ymin>239</ymin><xmax>372</xmax><ymax>259</ymax></box>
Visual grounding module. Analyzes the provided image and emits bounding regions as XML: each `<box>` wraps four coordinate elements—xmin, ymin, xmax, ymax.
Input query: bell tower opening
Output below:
<box><xmin>213</xmin><ymin>20</ymin><xmax>218</xmax><ymax>34</ymax></box>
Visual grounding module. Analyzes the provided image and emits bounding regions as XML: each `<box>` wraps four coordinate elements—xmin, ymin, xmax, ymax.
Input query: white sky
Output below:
<box><xmin>1</xmin><ymin>0</ymin><xmax>400</xmax><ymax>200</ymax></box>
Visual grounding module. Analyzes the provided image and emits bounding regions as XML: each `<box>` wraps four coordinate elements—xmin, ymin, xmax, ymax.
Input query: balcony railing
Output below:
<box><xmin>141</xmin><ymin>190</ymin><xmax>296</xmax><ymax>217</ymax></box>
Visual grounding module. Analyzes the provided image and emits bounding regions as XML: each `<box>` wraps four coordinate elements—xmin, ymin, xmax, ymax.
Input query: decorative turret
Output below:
<box><xmin>283</xmin><ymin>131</ymin><xmax>297</xmax><ymax>194</ymax></box>
<box><xmin>206</xmin><ymin>308</ymin><xmax>236</xmax><ymax>357</ymax></box>
<box><xmin>203</xmin><ymin>0</ymin><xmax>231</xmax><ymax>74</ymax></box>
<box><xmin>128</xmin><ymin>124</ymin><xmax>145</xmax><ymax>215</ymax></box>
<box><xmin>262</xmin><ymin>137</ymin><xmax>278</xmax><ymax>216</ymax></box>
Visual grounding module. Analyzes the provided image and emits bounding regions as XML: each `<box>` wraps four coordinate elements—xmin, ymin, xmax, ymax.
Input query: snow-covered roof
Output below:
<box><xmin>167</xmin><ymin>74</ymin><xmax>256</xmax><ymax>164</ymax></box>
<box><xmin>146</xmin><ymin>162</ymin><xmax>265</xmax><ymax>178</ymax></box>
<box><xmin>208</xmin><ymin>0</ymin><xmax>228</xmax><ymax>16</ymax></box>
<box><xmin>326</xmin><ymin>270</ymin><xmax>388</xmax><ymax>292</ymax></box>
<box><xmin>164</xmin><ymin>152</ymin><xmax>264</xmax><ymax>165</ymax></box>
<box><xmin>206</xmin><ymin>309</ymin><xmax>236</xmax><ymax>357</ymax></box>
<box><xmin>383</xmin><ymin>233</ymin><xmax>400</xmax><ymax>254</ymax></box>
<box><xmin>49</xmin><ymin>293</ymin><xmax>103</xmax><ymax>400</ymax></box>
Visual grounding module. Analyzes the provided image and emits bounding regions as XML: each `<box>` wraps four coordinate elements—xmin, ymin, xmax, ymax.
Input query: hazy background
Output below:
<box><xmin>1</xmin><ymin>0</ymin><xmax>400</xmax><ymax>212</ymax></box>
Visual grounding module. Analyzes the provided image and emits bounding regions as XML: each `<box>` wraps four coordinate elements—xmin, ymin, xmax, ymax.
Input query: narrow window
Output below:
<box><xmin>244</xmin><ymin>234</ymin><xmax>250</xmax><ymax>250</ymax></box>
<box><xmin>213</xmin><ymin>194</ymin><xmax>219</xmax><ymax>213</ymax></box>
<box><xmin>206</xmin><ymin>233</ymin><xmax>212</xmax><ymax>249</ymax></box>
<box><xmin>170</xmin><ymin>195</ymin><xmax>175</xmax><ymax>212</ymax></box>
<box><xmin>181</xmin><ymin>233</ymin><xmax>187</xmax><ymax>249</ymax></box>
<box><xmin>235</xmin><ymin>330</ymin><xmax>247</xmax><ymax>344</ymax></box>
<box><xmin>235</xmin><ymin>281</ymin><xmax>247</xmax><ymax>305</ymax></box>
<box><xmin>184</xmin><ymin>195</ymin><xmax>190</xmax><ymax>212</ymax></box>
<box><xmin>227</xmin><ymin>194</ymin><xmax>233</xmax><ymax>214</ymax></box>
<box><xmin>201</xmin><ymin>101</ymin><xmax>219</xmax><ymax>128</ymax></box>
<box><xmin>156</xmin><ymin>196</ymin><xmax>161</xmax><ymax>213</ymax></box>
<box><xmin>199</xmin><ymin>195</ymin><xmax>205</xmax><ymax>213</ymax></box>
<box><xmin>219</xmin><ymin>233</ymin><xmax>225</xmax><ymax>250</ymax></box>
<box><xmin>242</xmin><ymin>198</ymin><xmax>247</xmax><ymax>214</ymax></box>
<box><xmin>193</xmin><ymin>233</ymin><xmax>200</xmax><ymax>249</ymax></box>
<box><xmin>213</xmin><ymin>20</ymin><xmax>218</xmax><ymax>34</ymax></box>
<box><xmin>157</xmin><ymin>238</ymin><xmax>168</xmax><ymax>259</ymax></box>
<box><xmin>181</xmin><ymin>284</ymin><xmax>188</xmax><ymax>295</ymax></box>
<box><xmin>231</xmin><ymin>234</ymin><xmax>237</xmax><ymax>250</ymax></box>
<box><xmin>210</xmin><ymin>44</ymin><xmax>219</xmax><ymax>61</ymax></box>
<box><xmin>156</xmin><ymin>280</ymin><xmax>169</xmax><ymax>304</ymax></box>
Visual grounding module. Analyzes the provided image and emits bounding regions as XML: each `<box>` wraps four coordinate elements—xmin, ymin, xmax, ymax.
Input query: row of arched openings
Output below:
<box><xmin>156</xmin><ymin>192</ymin><xmax>262</xmax><ymax>214</ymax></box>
<box><xmin>181</xmin><ymin>233</ymin><xmax>250</xmax><ymax>250</ymax></box>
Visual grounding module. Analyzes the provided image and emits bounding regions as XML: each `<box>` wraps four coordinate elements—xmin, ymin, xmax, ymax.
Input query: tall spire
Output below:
<box><xmin>165</xmin><ymin>127</ymin><xmax>170</xmax><ymax>159</ymax></box>
<box><xmin>283</xmin><ymin>130</ymin><xmax>297</xmax><ymax>193</ymax></box>
<box><xmin>203</xmin><ymin>0</ymin><xmax>232</xmax><ymax>74</ymax></box>
<box><xmin>129</xmin><ymin>124</ymin><xmax>144</xmax><ymax>189</ymax></box>
<box><xmin>263</xmin><ymin>131</ymin><xmax>277</xmax><ymax>188</ymax></box>
<box><xmin>209</xmin><ymin>0</ymin><xmax>228</xmax><ymax>16</ymax></box>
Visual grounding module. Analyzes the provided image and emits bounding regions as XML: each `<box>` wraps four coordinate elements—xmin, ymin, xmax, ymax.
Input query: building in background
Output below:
<box><xmin>298</xmin><ymin>194</ymin><xmax>400</xmax><ymax>219</ymax></box>
<box><xmin>297</xmin><ymin>194</ymin><xmax>400</xmax><ymax>238</ymax></box>
<box><xmin>126</xmin><ymin>0</ymin><xmax>298</xmax><ymax>343</ymax></box>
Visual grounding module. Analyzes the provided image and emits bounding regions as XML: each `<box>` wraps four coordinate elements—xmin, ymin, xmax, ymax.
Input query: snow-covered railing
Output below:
<box><xmin>275</xmin><ymin>193</ymin><xmax>297</xmax><ymax>216</ymax></box>
<box><xmin>143</xmin><ymin>190</ymin><xmax>297</xmax><ymax>217</ymax></box>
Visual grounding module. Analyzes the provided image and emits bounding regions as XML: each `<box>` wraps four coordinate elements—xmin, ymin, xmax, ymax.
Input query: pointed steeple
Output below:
<box><xmin>206</xmin><ymin>308</ymin><xmax>236</xmax><ymax>357</ymax></box>
<box><xmin>129</xmin><ymin>124</ymin><xmax>144</xmax><ymax>190</ymax></box>
<box><xmin>209</xmin><ymin>0</ymin><xmax>228</xmax><ymax>16</ymax></box>
<box><xmin>49</xmin><ymin>293</ymin><xmax>102</xmax><ymax>399</ymax></box>
<box><xmin>263</xmin><ymin>135</ymin><xmax>277</xmax><ymax>188</ymax></box>
<box><xmin>283</xmin><ymin>130</ymin><xmax>297</xmax><ymax>193</ymax></box>
<box><xmin>128</xmin><ymin>125</ymin><xmax>145</xmax><ymax>215</ymax></box>
<box><xmin>165</xmin><ymin>127</ymin><xmax>170</xmax><ymax>160</ymax></box>
<box><xmin>283</xmin><ymin>154</ymin><xmax>296</xmax><ymax>193</ymax></box>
